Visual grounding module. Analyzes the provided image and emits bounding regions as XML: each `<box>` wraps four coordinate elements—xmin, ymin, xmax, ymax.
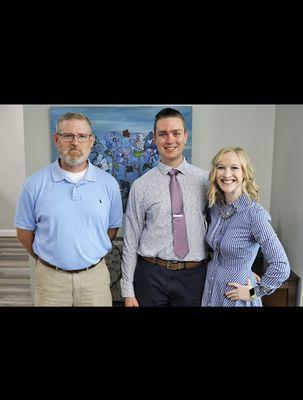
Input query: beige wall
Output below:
<box><xmin>23</xmin><ymin>105</ymin><xmax>52</xmax><ymax>176</ymax></box>
<box><xmin>0</xmin><ymin>105</ymin><xmax>25</xmax><ymax>233</ymax></box>
<box><xmin>271</xmin><ymin>105</ymin><xmax>303</xmax><ymax>305</ymax></box>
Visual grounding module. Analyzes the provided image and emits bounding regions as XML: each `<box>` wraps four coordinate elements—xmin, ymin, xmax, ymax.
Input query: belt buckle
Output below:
<box><xmin>166</xmin><ymin>260</ymin><xmax>184</xmax><ymax>270</ymax></box>
<box><xmin>166</xmin><ymin>260</ymin><xmax>173</xmax><ymax>270</ymax></box>
<box><xmin>178</xmin><ymin>262</ymin><xmax>185</xmax><ymax>270</ymax></box>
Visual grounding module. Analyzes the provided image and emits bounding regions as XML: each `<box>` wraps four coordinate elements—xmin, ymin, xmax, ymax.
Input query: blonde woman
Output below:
<box><xmin>201</xmin><ymin>147</ymin><xmax>290</xmax><ymax>307</ymax></box>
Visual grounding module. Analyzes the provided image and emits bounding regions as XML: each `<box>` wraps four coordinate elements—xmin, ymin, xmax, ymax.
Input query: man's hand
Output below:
<box><xmin>107</xmin><ymin>228</ymin><xmax>119</xmax><ymax>241</ymax></box>
<box><xmin>125</xmin><ymin>297</ymin><xmax>139</xmax><ymax>307</ymax></box>
<box><xmin>16</xmin><ymin>228</ymin><xmax>37</xmax><ymax>259</ymax></box>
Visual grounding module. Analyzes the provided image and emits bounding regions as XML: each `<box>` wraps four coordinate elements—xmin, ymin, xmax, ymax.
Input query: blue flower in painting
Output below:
<box><xmin>105</xmin><ymin>132</ymin><xmax>122</xmax><ymax>152</ymax></box>
<box><xmin>100</xmin><ymin>156</ymin><xmax>111</xmax><ymax>172</ymax></box>
<box><xmin>115</xmin><ymin>147</ymin><xmax>131</xmax><ymax>165</ymax></box>
<box><xmin>144</xmin><ymin>147</ymin><xmax>159</xmax><ymax>164</ymax></box>
<box><xmin>132</xmin><ymin>159</ymin><xmax>141</xmax><ymax>172</ymax></box>
<box><xmin>144</xmin><ymin>131</ymin><xmax>154</xmax><ymax>149</ymax></box>
<box><xmin>90</xmin><ymin>138</ymin><xmax>110</xmax><ymax>169</ymax></box>
<box><xmin>130</xmin><ymin>133</ymin><xmax>145</xmax><ymax>152</ymax></box>
<box><xmin>91</xmin><ymin>152</ymin><xmax>104</xmax><ymax>166</ymax></box>
<box><xmin>91</xmin><ymin>153</ymin><xmax>111</xmax><ymax>172</ymax></box>
<box><xmin>91</xmin><ymin>137</ymin><xmax>106</xmax><ymax>156</ymax></box>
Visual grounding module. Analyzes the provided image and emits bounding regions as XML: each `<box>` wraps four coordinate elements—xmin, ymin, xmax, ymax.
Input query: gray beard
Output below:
<box><xmin>61</xmin><ymin>153</ymin><xmax>86</xmax><ymax>166</ymax></box>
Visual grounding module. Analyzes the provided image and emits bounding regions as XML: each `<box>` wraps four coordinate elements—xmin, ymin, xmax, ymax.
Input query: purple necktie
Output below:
<box><xmin>168</xmin><ymin>169</ymin><xmax>189</xmax><ymax>259</ymax></box>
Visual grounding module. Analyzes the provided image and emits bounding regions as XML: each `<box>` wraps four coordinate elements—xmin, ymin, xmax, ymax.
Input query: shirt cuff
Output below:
<box><xmin>254</xmin><ymin>284</ymin><xmax>271</xmax><ymax>298</ymax></box>
<box><xmin>120</xmin><ymin>282</ymin><xmax>135</xmax><ymax>298</ymax></box>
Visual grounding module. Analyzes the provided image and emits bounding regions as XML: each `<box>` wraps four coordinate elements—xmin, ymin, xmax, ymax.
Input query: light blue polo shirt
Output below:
<box><xmin>15</xmin><ymin>159</ymin><xmax>123</xmax><ymax>270</ymax></box>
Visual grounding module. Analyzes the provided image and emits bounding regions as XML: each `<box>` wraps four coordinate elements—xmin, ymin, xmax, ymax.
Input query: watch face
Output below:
<box><xmin>250</xmin><ymin>288</ymin><xmax>255</xmax><ymax>296</ymax></box>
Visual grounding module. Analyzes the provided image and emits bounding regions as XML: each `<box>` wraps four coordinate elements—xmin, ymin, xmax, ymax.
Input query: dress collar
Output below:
<box><xmin>230</xmin><ymin>193</ymin><xmax>253</xmax><ymax>212</ymax></box>
<box><xmin>218</xmin><ymin>194</ymin><xmax>253</xmax><ymax>218</ymax></box>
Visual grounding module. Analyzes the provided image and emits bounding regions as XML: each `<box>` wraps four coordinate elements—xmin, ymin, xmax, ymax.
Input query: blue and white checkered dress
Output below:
<box><xmin>201</xmin><ymin>194</ymin><xmax>290</xmax><ymax>307</ymax></box>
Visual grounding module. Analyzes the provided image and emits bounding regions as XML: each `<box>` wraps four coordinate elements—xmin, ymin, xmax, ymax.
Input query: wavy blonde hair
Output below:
<box><xmin>208</xmin><ymin>147</ymin><xmax>260</xmax><ymax>207</ymax></box>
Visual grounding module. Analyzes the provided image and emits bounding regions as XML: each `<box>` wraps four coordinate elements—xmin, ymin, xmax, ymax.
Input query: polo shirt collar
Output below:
<box><xmin>50</xmin><ymin>159</ymin><xmax>97</xmax><ymax>182</ymax></box>
<box><xmin>85</xmin><ymin>161</ymin><xmax>97</xmax><ymax>182</ymax></box>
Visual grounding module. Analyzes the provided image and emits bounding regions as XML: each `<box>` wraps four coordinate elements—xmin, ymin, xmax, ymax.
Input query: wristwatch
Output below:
<box><xmin>250</xmin><ymin>287</ymin><xmax>258</xmax><ymax>300</ymax></box>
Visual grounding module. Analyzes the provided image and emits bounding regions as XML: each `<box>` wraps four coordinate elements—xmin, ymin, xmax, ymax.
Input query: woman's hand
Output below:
<box><xmin>224</xmin><ymin>278</ymin><xmax>253</xmax><ymax>301</ymax></box>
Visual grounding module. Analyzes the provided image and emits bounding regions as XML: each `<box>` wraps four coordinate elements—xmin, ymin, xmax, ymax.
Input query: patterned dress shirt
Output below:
<box><xmin>121</xmin><ymin>158</ymin><xmax>209</xmax><ymax>298</ymax></box>
<box><xmin>201</xmin><ymin>194</ymin><xmax>290</xmax><ymax>307</ymax></box>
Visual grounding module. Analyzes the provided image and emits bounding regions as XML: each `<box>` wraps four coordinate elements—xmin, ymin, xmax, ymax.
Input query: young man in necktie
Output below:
<box><xmin>121</xmin><ymin>108</ymin><xmax>209</xmax><ymax>306</ymax></box>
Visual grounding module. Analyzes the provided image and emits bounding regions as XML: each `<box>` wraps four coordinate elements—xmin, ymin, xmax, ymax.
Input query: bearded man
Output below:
<box><xmin>15</xmin><ymin>112</ymin><xmax>122</xmax><ymax>306</ymax></box>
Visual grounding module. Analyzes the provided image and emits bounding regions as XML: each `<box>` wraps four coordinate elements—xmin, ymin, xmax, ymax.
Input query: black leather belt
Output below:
<box><xmin>142</xmin><ymin>256</ymin><xmax>206</xmax><ymax>271</ymax></box>
<box><xmin>38</xmin><ymin>257</ymin><xmax>103</xmax><ymax>273</ymax></box>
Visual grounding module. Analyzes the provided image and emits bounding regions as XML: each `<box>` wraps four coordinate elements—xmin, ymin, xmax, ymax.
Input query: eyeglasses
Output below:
<box><xmin>57</xmin><ymin>133</ymin><xmax>93</xmax><ymax>143</ymax></box>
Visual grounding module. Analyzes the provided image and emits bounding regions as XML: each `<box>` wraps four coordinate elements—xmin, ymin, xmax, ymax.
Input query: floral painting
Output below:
<box><xmin>50</xmin><ymin>106</ymin><xmax>192</xmax><ymax>211</ymax></box>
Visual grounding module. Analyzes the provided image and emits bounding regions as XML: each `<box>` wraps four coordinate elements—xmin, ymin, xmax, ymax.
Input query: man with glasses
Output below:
<box><xmin>15</xmin><ymin>112</ymin><xmax>123</xmax><ymax>306</ymax></box>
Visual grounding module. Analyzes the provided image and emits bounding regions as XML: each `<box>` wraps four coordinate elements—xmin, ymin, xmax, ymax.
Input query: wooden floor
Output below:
<box><xmin>0</xmin><ymin>237</ymin><xmax>33</xmax><ymax>306</ymax></box>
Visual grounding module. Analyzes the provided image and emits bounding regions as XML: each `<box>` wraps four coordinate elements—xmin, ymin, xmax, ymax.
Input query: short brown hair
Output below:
<box><xmin>153</xmin><ymin>108</ymin><xmax>186</xmax><ymax>133</ymax></box>
<box><xmin>56</xmin><ymin>112</ymin><xmax>92</xmax><ymax>133</ymax></box>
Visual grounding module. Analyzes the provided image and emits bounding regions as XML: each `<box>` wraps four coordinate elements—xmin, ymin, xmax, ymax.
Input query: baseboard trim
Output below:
<box><xmin>0</xmin><ymin>229</ymin><xmax>16</xmax><ymax>237</ymax></box>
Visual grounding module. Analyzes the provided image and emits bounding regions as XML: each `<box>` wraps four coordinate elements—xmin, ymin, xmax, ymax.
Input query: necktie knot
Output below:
<box><xmin>168</xmin><ymin>169</ymin><xmax>179</xmax><ymax>177</ymax></box>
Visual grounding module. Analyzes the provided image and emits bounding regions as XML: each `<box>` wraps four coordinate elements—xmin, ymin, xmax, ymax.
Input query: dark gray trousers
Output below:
<box><xmin>134</xmin><ymin>256</ymin><xmax>207</xmax><ymax>306</ymax></box>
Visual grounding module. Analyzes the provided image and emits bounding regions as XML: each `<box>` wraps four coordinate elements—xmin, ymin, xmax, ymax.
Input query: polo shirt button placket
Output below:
<box><xmin>72</xmin><ymin>185</ymin><xmax>81</xmax><ymax>201</ymax></box>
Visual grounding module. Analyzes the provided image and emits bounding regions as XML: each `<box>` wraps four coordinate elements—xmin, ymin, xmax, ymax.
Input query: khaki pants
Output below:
<box><xmin>34</xmin><ymin>258</ymin><xmax>112</xmax><ymax>306</ymax></box>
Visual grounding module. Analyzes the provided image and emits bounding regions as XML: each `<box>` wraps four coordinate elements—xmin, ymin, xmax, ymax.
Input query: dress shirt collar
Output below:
<box><xmin>157</xmin><ymin>157</ymin><xmax>188</xmax><ymax>176</ymax></box>
<box><xmin>226</xmin><ymin>193</ymin><xmax>253</xmax><ymax>212</ymax></box>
